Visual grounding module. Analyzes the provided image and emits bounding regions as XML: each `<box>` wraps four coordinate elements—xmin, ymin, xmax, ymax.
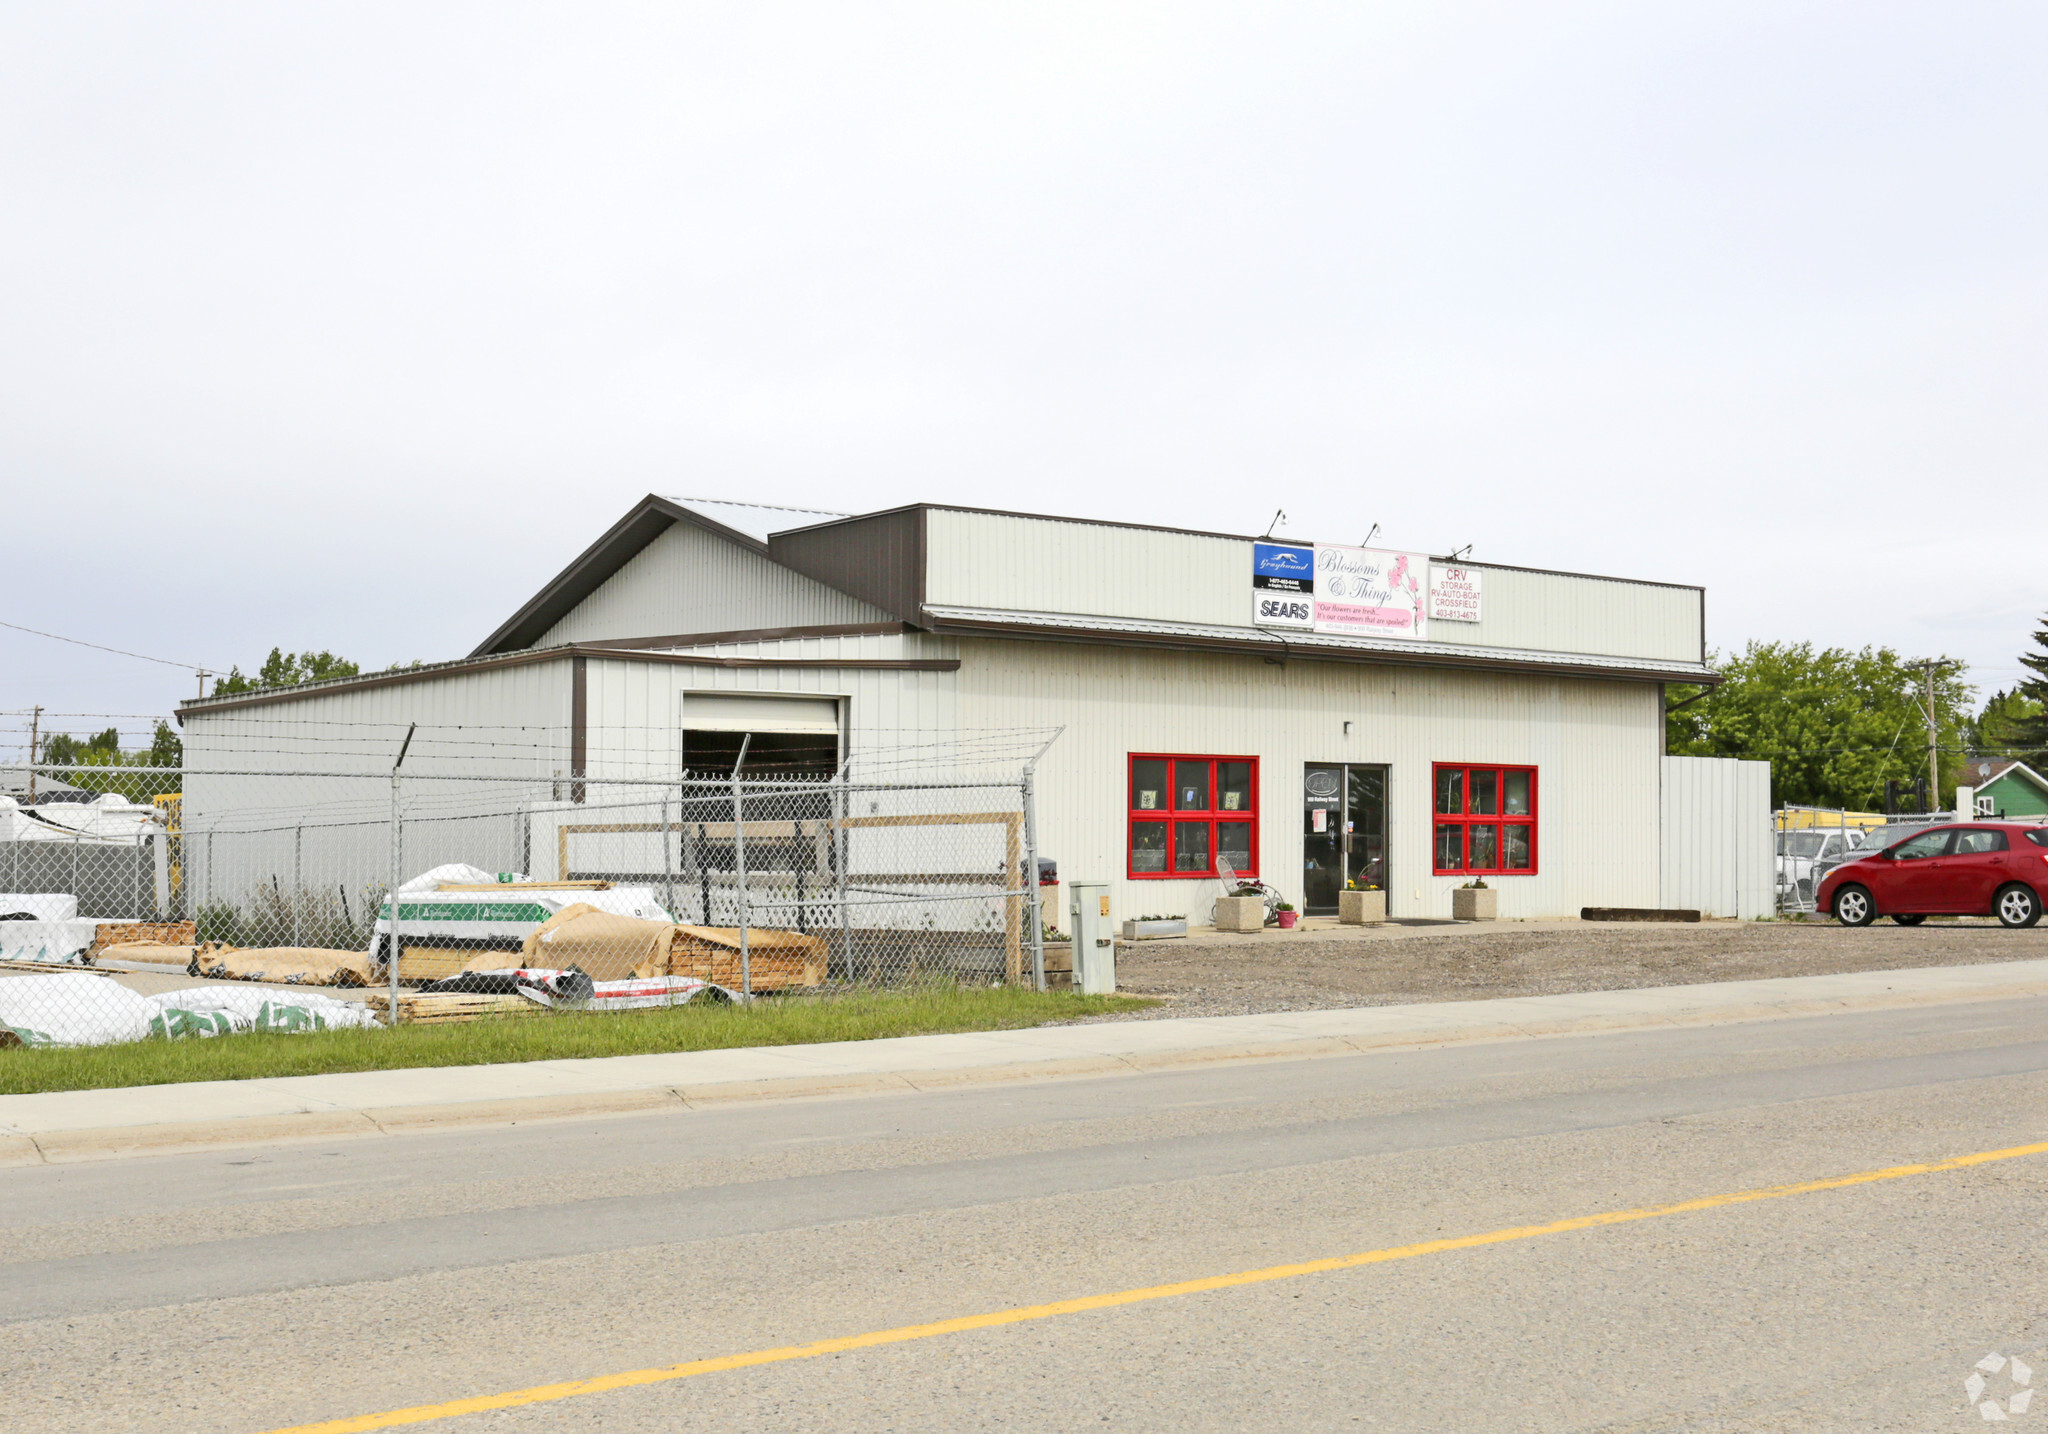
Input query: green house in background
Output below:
<box><xmin>1959</xmin><ymin>759</ymin><xmax>2048</xmax><ymax>819</ymax></box>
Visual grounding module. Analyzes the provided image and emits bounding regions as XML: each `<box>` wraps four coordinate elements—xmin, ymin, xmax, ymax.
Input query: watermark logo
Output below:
<box><xmin>1967</xmin><ymin>1352</ymin><xmax>2033</xmax><ymax>1420</ymax></box>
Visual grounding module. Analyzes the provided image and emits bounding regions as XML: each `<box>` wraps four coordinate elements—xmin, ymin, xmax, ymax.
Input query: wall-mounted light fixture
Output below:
<box><xmin>1342</xmin><ymin>721</ymin><xmax>1354</xmax><ymax>736</ymax></box>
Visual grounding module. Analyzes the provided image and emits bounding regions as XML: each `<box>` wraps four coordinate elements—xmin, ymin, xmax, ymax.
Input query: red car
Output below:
<box><xmin>1817</xmin><ymin>821</ymin><xmax>2047</xmax><ymax>928</ymax></box>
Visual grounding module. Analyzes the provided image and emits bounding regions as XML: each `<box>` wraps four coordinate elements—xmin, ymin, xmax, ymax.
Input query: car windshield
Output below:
<box><xmin>1851</xmin><ymin>825</ymin><xmax>1933</xmax><ymax>854</ymax></box>
<box><xmin>1780</xmin><ymin>832</ymin><xmax>1829</xmax><ymax>858</ymax></box>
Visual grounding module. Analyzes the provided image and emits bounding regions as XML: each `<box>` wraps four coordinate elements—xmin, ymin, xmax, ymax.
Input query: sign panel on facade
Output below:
<box><xmin>1428</xmin><ymin>565</ymin><xmax>1483</xmax><ymax>623</ymax></box>
<box><xmin>1312</xmin><ymin>546</ymin><xmax>1430</xmax><ymax>641</ymax></box>
<box><xmin>1251</xmin><ymin>541</ymin><xmax>1315</xmax><ymax>629</ymax></box>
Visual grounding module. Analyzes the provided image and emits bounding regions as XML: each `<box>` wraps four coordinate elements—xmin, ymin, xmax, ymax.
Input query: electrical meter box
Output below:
<box><xmin>1068</xmin><ymin>880</ymin><xmax>1114</xmax><ymax>995</ymax></box>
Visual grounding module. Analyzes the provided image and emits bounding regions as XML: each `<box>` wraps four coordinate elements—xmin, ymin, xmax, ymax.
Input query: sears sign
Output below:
<box><xmin>1252</xmin><ymin>542</ymin><xmax>1315</xmax><ymax>629</ymax></box>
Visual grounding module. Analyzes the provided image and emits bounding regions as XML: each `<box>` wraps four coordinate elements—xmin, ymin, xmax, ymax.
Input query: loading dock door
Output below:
<box><xmin>681</xmin><ymin>694</ymin><xmax>841</xmax><ymax>779</ymax></box>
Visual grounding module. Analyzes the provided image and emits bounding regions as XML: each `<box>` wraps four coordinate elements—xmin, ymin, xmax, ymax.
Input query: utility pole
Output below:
<box><xmin>25</xmin><ymin>706</ymin><xmax>40</xmax><ymax>802</ymax></box>
<box><xmin>1909</xmin><ymin>660</ymin><xmax>1944</xmax><ymax>813</ymax></box>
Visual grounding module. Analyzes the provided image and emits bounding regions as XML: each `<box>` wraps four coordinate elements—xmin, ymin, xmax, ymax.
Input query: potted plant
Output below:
<box><xmin>1338</xmin><ymin>879</ymin><xmax>1386</xmax><ymax>925</ymax></box>
<box><xmin>1121</xmin><ymin>913</ymin><xmax>1189</xmax><ymax>940</ymax></box>
<box><xmin>1274</xmin><ymin>900</ymin><xmax>1299</xmax><ymax>930</ymax></box>
<box><xmin>1213</xmin><ymin>883</ymin><xmax>1268</xmax><ymax>933</ymax></box>
<box><xmin>1451</xmin><ymin>878</ymin><xmax>1497</xmax><ymax>921</ymax></box>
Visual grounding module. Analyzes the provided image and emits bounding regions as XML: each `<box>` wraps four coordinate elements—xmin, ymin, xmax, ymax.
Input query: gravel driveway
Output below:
<box><xmin>1093</xmin><ymin>919</ymin><xmax>2048</xmax><ymax>1021</ymax></box>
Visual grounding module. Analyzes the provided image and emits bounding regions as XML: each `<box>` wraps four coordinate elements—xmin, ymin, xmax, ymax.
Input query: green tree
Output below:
<box><xmin>1665</xmin><ymin>641</ymin><xmax>1974</xmax><ymax>809</ymax></box>
<box><xmin>1974</xmin><ymin>687</ymin><xmax>2044</xmax><ymax>758</ymax></box>
<box><xmin>214</xmin><ymin>648</ymin><xmax>360</xmax><ymax>695</ymax></box>
<box><xmin>42</xmin><ymin>721</ymin><xmax>185</xmax><ymax>799</ymax></box>
<box><xmin>2006</xmin><ymin>612</ymin><xmax>2048</xmax><ymax>764</ymax></box>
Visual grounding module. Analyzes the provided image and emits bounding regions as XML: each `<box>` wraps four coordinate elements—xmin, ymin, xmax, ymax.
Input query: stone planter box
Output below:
<box><xmin>1121</xmin><ymin>918</ymin><xmax>1188</xmax><ymax>941</ymax></box>
<box><xmin>1338</xmin><ymin>889</ymin><xmax>1386</xmax><ymax>925</ymax></box>
<box><xmin>1213</xmin><ymin>896</ymin><xmax>1267</xmax><ymax>933</ymax></box>
<box><xmin>1038</xmin><ymin>942</ymin><xmax>1073</xmax><ymax>990</ymax></box>
<box><xmin>1452</xmin><ymin>886</ymin><xmax>1498</xmax><ymax>921</ymax></box>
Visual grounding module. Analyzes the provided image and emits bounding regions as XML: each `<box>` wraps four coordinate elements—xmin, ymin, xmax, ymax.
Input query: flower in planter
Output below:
<box><xmin>1274</xmin><ymin>901</ymin><xmax>1295</xmax><ymax>912</ymax></box>
<box><xmin>1461</xmin><ymin>879</ymin><xmax>1489</xmax><ymax>890</ymax></box>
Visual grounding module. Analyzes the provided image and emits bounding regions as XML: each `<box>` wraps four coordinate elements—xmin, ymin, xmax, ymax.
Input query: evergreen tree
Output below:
<box><xmin>2010</xmin><ymin>612</ymin><xmax>2048</xmax><ymax>763</ymax></box>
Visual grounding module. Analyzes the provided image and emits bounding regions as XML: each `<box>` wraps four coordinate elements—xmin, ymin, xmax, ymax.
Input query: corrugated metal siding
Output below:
<box><xmin>951</xmin><ymin>637</ymin><xmax>1662</xmax><ymax>921</ymax></box>
<box><xmin>1659</xmin><ymin>756</ymin><xmax>1773</xmax><ymax>919</ymax></box>
<box><xmin>583</xmin><ymin>632</ymin><xmax>960</xmax><ymax>779</ymax></box>
<box><xmin>768</xmin><ymin>508</ymin><xmax>923</xmax><ymax>622</ymax></box>
<box><xmin>1433</xmin><ymin>567</ymin><xmax>1700</xmax><ymax>664</ymax></box>
<box><xmin>538</xmin><ymin>521</ymin><xmax>889</xmax><ymax>646</ymax></box>
<box><xmin>923</xmin><ymin>511</ymin><xmax>1702</xmax><ymax>664</ymax></box>
<box><xmin>179</xmin><ymin>660</ymin><xmax>577</xmax><ymax>905</ymax></box>
<box><xmin>925</xmin><ymin>510</ymin><xmax>1247</xmax><ymax>625</ymax></box>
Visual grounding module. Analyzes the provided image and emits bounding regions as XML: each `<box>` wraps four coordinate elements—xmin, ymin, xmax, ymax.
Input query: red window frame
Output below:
<box><xmin>1127</xmin><ymin>754</ymin><xmax>1259</xmax><ymax>880</ymax></box>
<box><xmin>1432</xmin><ymin>763</ymin><xmax>1538</xmax><ymax>875</ymax></box>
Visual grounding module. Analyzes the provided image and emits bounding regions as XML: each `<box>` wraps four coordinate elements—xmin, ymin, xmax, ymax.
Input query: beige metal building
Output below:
<box><xmin>180</xmin><ymin>496</ymin><xmax>1738</xmax><ymax>921</ymax></box>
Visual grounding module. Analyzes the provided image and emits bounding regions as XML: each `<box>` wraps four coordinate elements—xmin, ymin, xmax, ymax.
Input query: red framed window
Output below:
<box><xmin>1433</xmin><ymin>763</ymin><xmax>1537</xmax><ymax>875</ymax></box>
<box><xmin>1128</xmin><ymin>754</ymin><xmax>1258</xmax><ymax>879</ymax></box>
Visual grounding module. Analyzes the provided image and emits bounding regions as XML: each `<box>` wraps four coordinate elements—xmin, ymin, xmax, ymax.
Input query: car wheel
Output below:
<box><xmin>1891</xmin><ymin>914</ymin><xmax>1926</xmax><ymax>926</ymax></box>
<box><xmin>1833</xmin><ymin>885</ymin><xmax>1875</xmax><ymax>927</ymax></box>
<box><xmin>1995</xmin><ymin>884</ymin><xmax>2042</xmax><ymax>929</ymax></box>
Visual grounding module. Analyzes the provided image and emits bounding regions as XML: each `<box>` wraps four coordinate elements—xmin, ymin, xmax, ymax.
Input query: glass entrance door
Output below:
<box><xmin>1303</xmin><ymin>763</ymin><xmax>1389</xmax><ymax>915</ymax></box>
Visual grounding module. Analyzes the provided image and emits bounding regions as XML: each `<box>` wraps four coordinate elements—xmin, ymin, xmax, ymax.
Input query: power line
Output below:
<box><xmin>0</xmin><ymin>619</ymin><xmax>218</xmax><ymax>674</ymax></box>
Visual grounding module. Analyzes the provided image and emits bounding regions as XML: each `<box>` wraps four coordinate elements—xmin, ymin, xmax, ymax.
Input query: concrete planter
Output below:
<box><xmin>1121</xmin><ymin>918</ymin><xmax>1188</xmax><ymax>941</ymax></box>
<box><xmin>1452</xmin><ymin>886</ymin><xmax>1498</xmax><ymax>921</ymax></box>
<box><xmin>1338</xmin><ymin>889</ymin><xmax>1386</xmax><ymax>925</ymax></box>
<box><xmin>1213</xmin><ymin>896</ymin><xmax>1267</xmax><ymax>933</ymax></box>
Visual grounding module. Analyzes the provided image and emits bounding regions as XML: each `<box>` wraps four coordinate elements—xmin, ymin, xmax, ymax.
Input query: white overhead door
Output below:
<box><xmin>681</xmin><ymin>694</ymin><xmax>841</xmax><ymax>734</ymax></box>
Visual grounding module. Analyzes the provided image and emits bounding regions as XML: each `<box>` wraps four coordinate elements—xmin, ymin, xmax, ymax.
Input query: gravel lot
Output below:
<box><xmin>1098</xmin><ymin>918</ymin><xmax>2048</xmax><ymax>1021</ymax></box>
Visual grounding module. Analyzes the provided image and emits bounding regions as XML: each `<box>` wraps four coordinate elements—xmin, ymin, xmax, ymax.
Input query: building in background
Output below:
<box><xmin>178</xmin><ymin>496</ymin><xmax>1767</xmax><ymax>921</ymax></box>
<box><xmin>1959</xmin><ymin>759</ymin><xmax>2048</xmax><ymax>819</ymax></box>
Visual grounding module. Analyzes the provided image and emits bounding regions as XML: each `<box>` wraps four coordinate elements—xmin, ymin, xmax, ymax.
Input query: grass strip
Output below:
<box><xmin>0</xmin><ymin>987</ymin><xmax>1154</xmax><ymax>1095</ymax></box>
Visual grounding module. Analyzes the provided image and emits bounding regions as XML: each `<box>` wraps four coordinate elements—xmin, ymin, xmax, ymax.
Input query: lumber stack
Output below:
<box><xmin>356</xmin><ymin>990</ymin><xmax>537</xmax><ymax>1024</ymax></box>
<box><xmin>658</xmin><ymin>927</ymin><xmax>827</xmax><ymax>991</ymax></box>
<box><xmin>88</xmin><ymin>921</ymin><xmax>198</xmax><ymax>958</ymax></box>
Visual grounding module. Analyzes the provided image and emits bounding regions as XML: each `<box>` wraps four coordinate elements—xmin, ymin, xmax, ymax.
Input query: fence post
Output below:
<box><xmin>731</xmin><ymin>736</ymin><xmax>751</xmax><ymax>997</ymax></box>
<box><xmin>661</xmin><ymin>791</ymin><xmax>675</xmax><ymax>920</ymax></box>
<box><xmin>1023</xmin><ymin>765</ymin><xmax>1045</xmax><ymax>993</ymax></box>
<box><xmin>387</xmin><ymin>771</ymin><xmax>404</xmax><ymax>1021</ymax></box>
<box><xmin>836</xmin><ymin>772</ymin><xmax>854</xmax><ymax>982</ymax></box>
<box><xmin>293</xmin><ymin>823</ymin><xmax>304</xmax><ymax>947</ymax></box>
<box><xmin>387</xmin><ymin>724</ymin><xmax>415</xmax><ymax>1023</ymax></box>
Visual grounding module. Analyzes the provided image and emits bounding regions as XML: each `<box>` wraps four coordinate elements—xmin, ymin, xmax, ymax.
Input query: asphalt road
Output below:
<box><xmin>5</xmin><ymin>999</ymin><xmax>2047</xmax><ymax>1433</ymax></box>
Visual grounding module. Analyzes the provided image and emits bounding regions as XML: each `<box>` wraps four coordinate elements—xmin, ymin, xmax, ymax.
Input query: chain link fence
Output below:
<box><xmin>1772</xmin><ymin>804</ymin><xmax>1956</xmax><ymax>915</ymax></box>
<box><xmin>1</xmin><ymin>756</ymin><xmax>1050</xmax><ymax>1046</ymax></box>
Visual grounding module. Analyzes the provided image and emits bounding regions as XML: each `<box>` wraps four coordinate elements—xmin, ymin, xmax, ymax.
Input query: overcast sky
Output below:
<box><xmin>4</xmin><ymin>2</ymin><xmax>2045</xmax><ymax>756</ymax></box>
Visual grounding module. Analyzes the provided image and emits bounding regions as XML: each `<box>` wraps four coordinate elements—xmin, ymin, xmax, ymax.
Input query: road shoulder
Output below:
<box><xmin>5</xmin><ymin>956</ymin><xmax>2047</xmax><ymax>1165</ymax></box>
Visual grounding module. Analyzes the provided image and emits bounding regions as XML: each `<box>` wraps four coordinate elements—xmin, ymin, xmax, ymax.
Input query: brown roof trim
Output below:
<box><xmin>471</xmin><ymin>494</ymin><xmax>787</xmax><ymax>657</ymax></box>
<box><xmin>594</xmin><ymin>650</ymin><xmax>958</xmax><ymax>673</ymax></box>
<box><xmin>921</xmin><ymin>612</ymin><xmax>1721</xmax><ymax>686</ymax></box>
<box><xmin>178</xmin><ymin>644</ymin><xmax>960</xmax><ymax>719</ymax></box>
<box><xmin>571</xmin><ymin>621</ymin><xmax>913</xmax><ymax>651</ymax></box>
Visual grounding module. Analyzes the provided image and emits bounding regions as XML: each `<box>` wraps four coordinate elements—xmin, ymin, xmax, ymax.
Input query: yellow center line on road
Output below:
<box><xmin>257</xmin><ymin>1137</ymin><xmax>2048</xmax><ymax>1434</ymax></box>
